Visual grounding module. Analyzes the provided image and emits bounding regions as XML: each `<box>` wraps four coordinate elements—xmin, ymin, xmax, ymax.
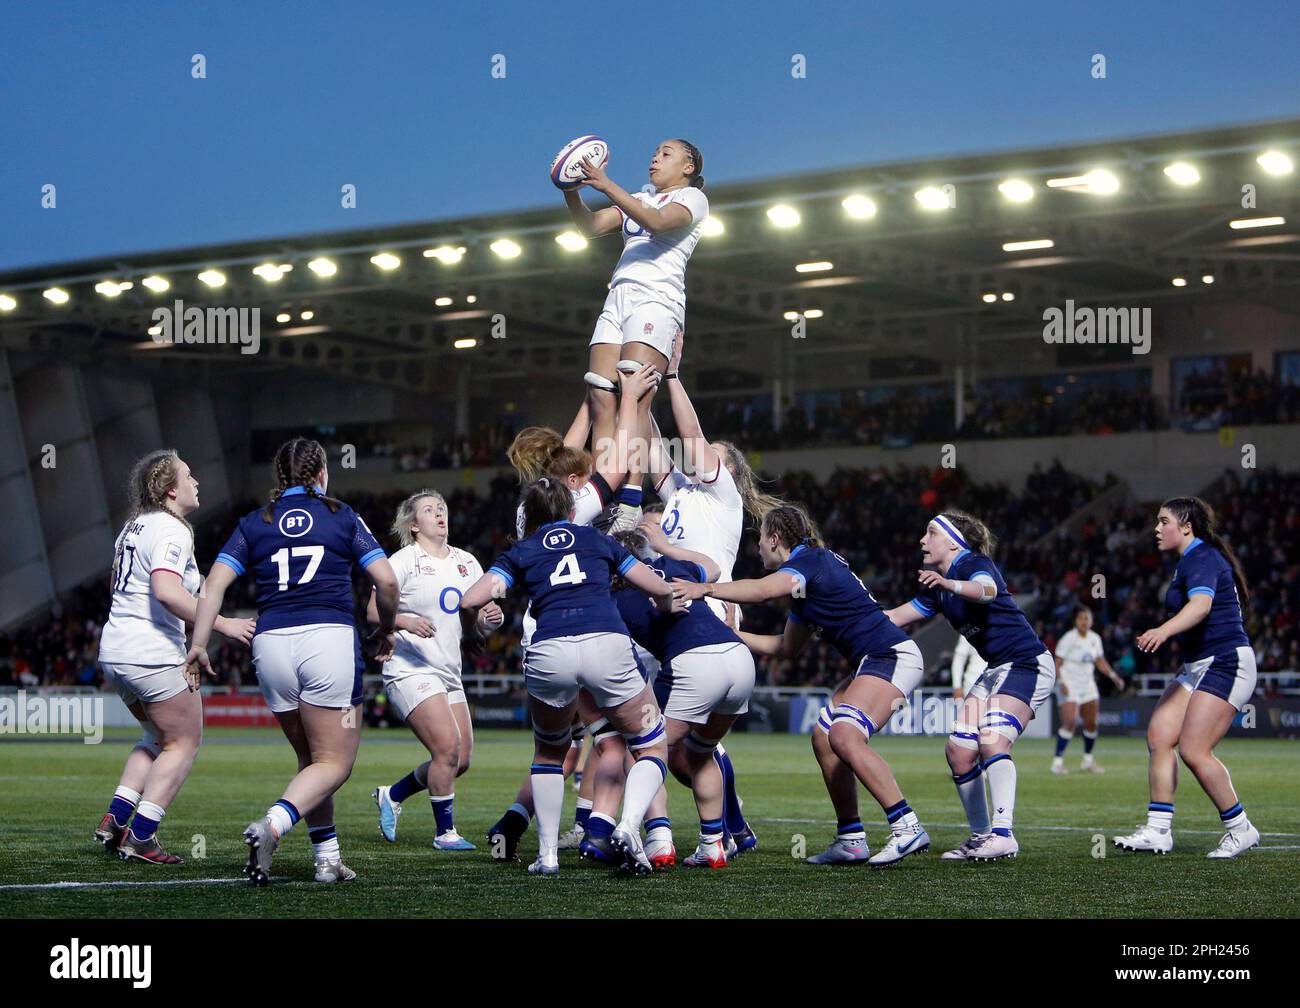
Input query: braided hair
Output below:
<box><xmin>671</xmin><ymin>138</ymin><xmax>705</xmax><ymax>189</ymax></box>
<box><xmin>125</xmin><ymin>449</ymin><xmax>193</xmax><ymax>540</ymax></box>
<box><xmin>261</xmin><ymin>437</ymin><xmax>342</xmax><ymax>523</ymax></box>
<box><xmin>1161</xmin><ymin>496</ymin><xmax>1250</xmax><ymax>617</ymax></box>
<box><xmin>761</xmin><ymin>503</ymin><xmax>823</xmax><ymax>552</ymax></box>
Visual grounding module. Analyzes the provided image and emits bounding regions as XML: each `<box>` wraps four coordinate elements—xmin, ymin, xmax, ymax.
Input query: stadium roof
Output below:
<box><xmin>2</xmin><ymin>117</ymin><xmax>1298</xmax><ymax>394</ymax></box>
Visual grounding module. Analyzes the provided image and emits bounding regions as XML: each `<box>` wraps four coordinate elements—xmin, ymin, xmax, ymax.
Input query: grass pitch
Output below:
<box><xmin>1</xmin><ymin>729</ymin><xmax>1296</xmax><ymax>918</ymax></box>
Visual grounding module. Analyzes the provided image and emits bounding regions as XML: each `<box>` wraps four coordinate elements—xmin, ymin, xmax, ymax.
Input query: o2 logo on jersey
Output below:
<box><xmin>623</xmin><ymin>216</ymin><xmax>646</xmax><ymax>238</ymax></box>
<box><xmin>541</xmin><ymin>527</ymin><xmax>576</xmax><ymax>551</ymax></box>
<box><xmin>279</xmin><ymin>509</ymin><xmax>314</xmax><ymax>538</ymax></box>
<box><xmin>439</xmin><ymin>586</ymin><xmax>463</xmax><ymax>615</ymax></box>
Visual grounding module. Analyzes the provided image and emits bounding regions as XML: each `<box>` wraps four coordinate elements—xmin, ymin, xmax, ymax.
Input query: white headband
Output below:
<box><xmin>931</xmin><ymin>514</ymin><xmax>968</xmax><ymax>551</ymax></box>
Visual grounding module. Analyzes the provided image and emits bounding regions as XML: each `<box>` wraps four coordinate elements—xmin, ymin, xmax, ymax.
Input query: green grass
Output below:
<box><xmin>1</xmin><ymin>729</ymin><xmax>1296</xmax><ymax>918</ymax></box>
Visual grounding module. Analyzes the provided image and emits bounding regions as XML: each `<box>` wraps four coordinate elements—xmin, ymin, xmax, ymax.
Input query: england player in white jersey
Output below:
<box><xmin>644</xmin><ymin>332</ymin><xmax>782</xmax><ymax>857</ymax></box>
<box><xmin>370</xmin><ymin>491</ymin><xmax>502</xmax><ymax>851</ymax></box>
<box><xmin>95</xmin><ymin>450</ymin><xmax>253</xmax><ymax>865</ymax></box>
<box><xmin>951</xmin><ymin>634</ymin><xmax>988</xmax><ymax>699</ymax></box>
<box><xmin>1052</xmin><ymin>606</ymin><xmax>1124</xmax><ymax>774</ymax></box>
<box><xmin>564</xmin><ymin>139</ymin><xmax>709</xmax><ymax>527</ymax></box>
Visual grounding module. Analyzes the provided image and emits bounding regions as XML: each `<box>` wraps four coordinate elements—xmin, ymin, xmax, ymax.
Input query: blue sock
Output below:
<box><xmin>1083</xmin><ymin>731</ymin><xmax>1097</xmax><ymax>754</ymax></box>
<box><xmin>497</xmin><ymin>803</ymin><xmax>530</xmax><ymax>840</ymax></box>
<box><xmin>645</xmin><ymin>816</ymin><xmax>671</xmax><ymax>833</ymax></box>
<box><xmin>585</xmin><ymin>814</ymin><xmax>614</xmax><ymax>840</ymax></box>
<box><xmin>389</xmin><ymin>770</ymin><xmax>423</xmax><ymax>804</ymax></box>
<box><xmin>883</xmin><ymin>799</ymin><xmax>912</xmax><ymax>824</ymax></box>
<box><xmin>307</xmin><ymin>825</ymin><xmax>336</xmax><ymax>844</ymax></box>
<box><xmin>431</xmin><ymin>794</ymin><xmax>455</xmax><ymax>835</ymax></box>
<box><xmin>1054</xmin><ymin>731</ymin><xmax>1071</xmax><ymax>757</ymax></box>
<box><xmin>700</xmin><ymin>817</ymin><xmax>724</xmax><ymax>839</ymax></box>
<box><xmin>714</xmin><ymin>748</ymin><xmax>747</xmax><ymax>834</ymax></box>
<box><xmin>617</xmin><ymin>485</ymin><xmax>643</xmax><ymax>508</ymax></box>
<box><xmin>837</xmin><ymin>816</ymin><xmax>865</xmax><ymax>837</ymax></box>
<box><xmin>575</xmin><ymin>803</ymin><xmax>592</xmax><ymax>829</ymax></box>
<box><xmin>130</xmin><ymin>806</ymin><xmax>161</xmax><ymax>841</ymax></box>
<box><xmin>107</xmin><ymin>794</ymin><xmax>136</xmax><ymax>825</ymax></box>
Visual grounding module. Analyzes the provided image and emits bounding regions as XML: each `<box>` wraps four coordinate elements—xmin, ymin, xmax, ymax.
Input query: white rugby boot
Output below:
<box><xmin>868</xmin><ymin>822</ymin><xmax>931</xmax><ymax>866</ymax></box>
<box><xmin>969</xmin><ymin>831</ymin><xmax>1019</xmax><ymax>861</ymax></box>
<box><xmin>941</xmin><ymin>832</ymin><xmax>993</xmax><ymax>860</ymax></box>
<box><xmin>611</xmin><ymin>823</ymin><xmax>653</xmax><ymax>875</ymax></box>
<box><xmin>1113</xmin><ymin>823</ymin><xmax>1174</xmax><ymax>854</ymax></box>
<box><xmin>557</xmin><ymin>823</ymin><xmax>586</xmax><ymax>850</ymax></box>
<box><xmin>1207</xmin><ymin>823</ymin><xmax>1260</xmax><ymax>860</ymax></box>
<box><xmin>807</xmin><ymin>836</ymin><xmax>871</xmax><ymax>864</ymax></box>
<box><xmin>313</xmin><ymin>859</ymin><xmax>357</xmax><ymax>883</ymax></box>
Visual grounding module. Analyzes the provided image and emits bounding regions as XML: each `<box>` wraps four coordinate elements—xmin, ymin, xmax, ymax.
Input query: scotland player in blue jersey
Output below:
<box><xmin>460</xmin><ymin>475</ymin><xmax>682</xmax><ymax>876</ymax></box>
<box><xmin>885</xmin><ymin>512</ymin><xmax>1055</xmax><ymax>863</ymax></box>
<box><xmin>611</xmin><ymin>524</ymin><xmax>756</xmax><ymax>868</ymax></box>
<box><xmin>676</xmin><ymin>504</ymin><xmax>931</xmax><ymax>867</ymax></box>
<box><xmin>188</xmin><ymin>438</ymin><xmax>399</xmax><ymax>885</ymax></box>
<box><xmin>1113</xmin><ymin>497</ymin><xmax>1261</xmax><ymax>859</ymax></box>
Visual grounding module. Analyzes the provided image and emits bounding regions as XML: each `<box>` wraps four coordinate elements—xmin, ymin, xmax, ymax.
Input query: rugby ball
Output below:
<box><xmin>550</xmin><ymin>135</ymin><xmax>609</xmax><ymax>190</ymax></box>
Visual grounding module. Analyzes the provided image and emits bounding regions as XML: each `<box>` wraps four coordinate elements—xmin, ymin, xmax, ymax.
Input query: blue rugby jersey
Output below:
<box><xmin>487</xmin><ymin>521</ymin><xmax>636</xmax><ymax>644</ymax></box>
<box><xmin>214</xmin><ymin>486</ymin><xmax>385</xmax><ymax>633</ymax></box>
<box><xmin>614</xmin><ymin>556</ymin><xmax>740</xmax><ymax>662</ymax></box>
<box><xmin>909</xmin><ymin>549</ymin><xmax>1045</xmax><ymax>666</ymax></box>
<box><xmin>779</xmin><ymin>545</ymin><xmax>908</xmax><ymax>666</ymax></box>
<box><xmin>1165</xmin><ymin>538</ymin><xmax>1250</xmax><ymax>660</ymax></box>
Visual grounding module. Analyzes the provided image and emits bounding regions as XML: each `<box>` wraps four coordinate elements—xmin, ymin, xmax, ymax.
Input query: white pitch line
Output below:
<box><xmin>756</xmin><ymin>817</ymin><xmax>1300</xmax><ymax>838</ymax></box>
<box><xmin>0</xmin><ymin>877</ymin><xmax>246</xmax><ymax>892</ymax></box>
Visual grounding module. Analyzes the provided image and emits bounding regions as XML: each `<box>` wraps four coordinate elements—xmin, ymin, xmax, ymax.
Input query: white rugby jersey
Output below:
<box><xmin>98</xmin><ymin>511</ymin><xmax>201</xmax><ymax>665</ymax></box>
<box><xmin>1055</xmin><ymin>628</ymin><xmax>1104</xmax><ymax>681</ymax></box>
<box><xmin>611</xmin><ymin>187</ymin><xmax>709</xmax><ymax>309</ymax></box>
<box><xmin>655</xmin><ymin>457</ymin><xmax>742</xmax><ymax>583</ymax></box>
<box><xmin>386</xmin><ymin>543</ymin><xmax>483</xmax><ymax>679</ymax></box>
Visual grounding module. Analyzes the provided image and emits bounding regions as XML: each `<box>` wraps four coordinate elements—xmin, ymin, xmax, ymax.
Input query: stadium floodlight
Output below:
<box><xmin>300</xmin><ymin>310</ymin><xmax>315</xmax><ymax>320</ymax></box>
<box><xmin>795</xmin><ymin>261</ymin><xmax>833</xmax><ymax>273</ymax></box>
<box><xmin>307</xmin><ymin>257</ymin><xmax>338</xmax><ymax>277</ymax></box>
<box><xmin>276</xmin><ymin>312</ymin><xmax>291</xmax><ymax>322</ymax></box>
<box><xmin>841</xmin><ymin>194</ymin><xmax>877</xmax><ymax>218</ymax></box>
<box><xmin>423</xmin><ymin>245</ymin><xmax>466</xmax><ymax>263</ymax></box>
<box><xmin>490</xmin><ymin>238</ymin><xmax>522</xmax><ymax>259</ymax></box>
<box><xmin>370</xmin><ymin>252</ymin><xmax>402</xmax><ymax>270</ymax></box>
<box><xmin>1201</xmin><ymin>275</ymin><xmax>1215</xmax><ymax>284</ymax></box>
<box><xmin>1163</xmin><ymin>162</ymin><xmax>1200</xmax><ymax>186</ymax></box>
<box><xmin>1046</xmin><ymin>169</ymin><xmax>1119</xmax><ymax>194</ymax></box>
<box><xmin>555</xmin><ymin>231</ymin><xmax>587</xmax><ymax>252</ymax></box>
<box><xmin>782</xmin><ymin>310</ymin><xmax>800</xmax><ymax>321</ymax></box>
<box><xmin>1256</xmin><ymin>150</ymin><xmax>1294</xmax><ymax>176</ymax></box>
<box><xmin>914</xmin><ymin>186</ymin><xmax>952</xmax><ymax>211</ymax></box>
<box><xmin>197</xmin><ymin>269</ymin><xmax>227</xmax><ymax>288</ymax></box>
<box><xmin>453</xmin><ymin>337</ymin><xmax>478</xmax><ymax>349</ymax></box>
<box><xmin>0</xmin><ymin>294</ymin><xmax>16</xmax><ymax>311</ymax></box>
<box><xmin>998</xmin><ymin>178</ymin><xmax>1035</xmax><ymax>203</ymax></box>
<box><xmin>94</xmin><ymin>279</ymin><xmax>131</xmax><ymax>297</ymax></box>
<box><xmin>981</xmin><ymin>293</ymin><xmax>998</xmax><ymax>303</ymax></box>
<box><xmin>43</xmin><ymin>287</ymin><xmax>70</xmax><ymax>304</ymax></box>
<box><xmin>803</xmin><ymin>308</ymin><xmax>824</xmax><ymax>318</ymax></box>
<box><xmin>1229</xmin><ymin>216</ymin><xmax>1285</xmax><ymax>229</ymax></box>
<box><xmin>147</xmin><ymin>324</ymin><xmax>162</xmax><ymax>336</ymax></box>
<box><xmin>141</xmin><ymin>275</ymin><xmax>170</xmax><ymax>292</ymax></box>
<box><xmin>253</xmin><ymin>262</ymin><xmax>293</xmax><ymax>281</ymax></box>
<box><xmin>466</xmin><ymin>294</ymin><xmax>478</xmax><ymax>304</ymax></box>
<box><xmin>1002</xmin><ymin>239</ymin><xmax>1054</xmax><ymax>252</ymax></box>
<box><xmin>1001</xmin><ymin>291</ymin><xmax>1015</xmax><ymax>302</ymax></box>
<box><xmin>1171</xmin><ymin>277</ymin><xmax>1188</xmax><ymax>287</ymax></box>
<box><xmin>435</xmin><ymin>296</ymin><xmax>453</xmax><ymax>307</ymax></box>
<box><xmin>700</xmin><ymin>215</ymin><xmax>725</xmax><ymax>236</ymax></box>
<box><xmin>766</xmin><ymin>204</ymin><xmax>800</xmax><ymax>228</ymax></box>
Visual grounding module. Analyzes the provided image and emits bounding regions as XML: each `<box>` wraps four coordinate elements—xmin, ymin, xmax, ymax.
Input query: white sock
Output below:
<box><xmin>954</xmin><ymin>767</ymin><xmax>991</xmax><ymax>834</ymax></box>
<box><xmin>984</xmin><ymin>756</ymin><xmax>1017</xmax><ymax>834</ymax></box>
<box><xmin>312</xmin><ymin>835</ymin><xmax>341</xmax><ymax>861</ymax></box>
<box><xmin>135</xmin><ymin>800</ymin><xmax>166</xmax><ymax>825</ymax></box>
<box><xmin>115</xmin><ymin>785</ymin><xmax>142</xmax><ymax>805</ymax></box>
<box><xmin>1146</xmin><ymin>805</ymin><xmax>1174</xmax><ymax>831</ymax></box>
<box><xmin>265</xmin><ymin>802</ymin><xmax>297</xmax><ymax>837</ymax></box>
<box><xmin>618</xmin><ymin>757</ymin><xmax>668</xmax><ymax>832</ymax></box>
<box><xmin>530</xmin><ymin>769</ymin><xmax>565</xmax><ymax>864</ymax></box>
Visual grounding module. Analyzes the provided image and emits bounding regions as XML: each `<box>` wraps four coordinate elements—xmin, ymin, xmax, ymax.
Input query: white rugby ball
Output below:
<box><xmin>550</xmin><ymin>135</ymin><xmax>609</xmax><ymax>190</ymax></box>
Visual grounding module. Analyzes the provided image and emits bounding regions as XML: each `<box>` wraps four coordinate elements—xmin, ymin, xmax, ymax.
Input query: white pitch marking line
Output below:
<box><xmin>757</xmin><ymin>817</ymin><xmax>1300</xmax><ymax>838</ymax></box>
<box><xmin>0</xmin><ymin>877</ymin><xmax>247</xmax><ymax>892</ymax></box>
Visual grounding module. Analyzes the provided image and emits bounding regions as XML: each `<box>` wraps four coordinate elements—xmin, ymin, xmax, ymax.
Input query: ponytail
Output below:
<box><xmin>262</xmin><ymin>437</ymin><xmax>342</xmax><ymax>523</ymax></box>
<box><xmin>761</xmin><ymin>503</ymin><xmax>824</xmax><ymax>551</ymax></box>
<box><xmin>941</xmin><ymin>510</ymin><xmax>997</xmax><ymax>556</ymax></box>
<box><xmin>1161</xmin><ymin>496</ymin><xmax>1251</xmax><ymax>617</ymax></box>
<box><xmin>520</xmin><ymin>476</ymin><xmax>574</xmax><ymax>537</ymax></box>
<box><xmin>673</xmin><ymin>138</ymin><xmax>705</xmax><ymax>189</ymax></box>
<box><xmin>716</xmin><ymin>441</ymin><xmax>782</xmax><ymax>529</ymax></box>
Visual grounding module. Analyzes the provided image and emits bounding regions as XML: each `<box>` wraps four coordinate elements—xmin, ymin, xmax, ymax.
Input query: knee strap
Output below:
<box><xmin>684</xmin><ymin>731</ymin><xmax>719</xmax><ymax>755</ymax></box>
<box><xmin>815</xmin><ymin>705</ymin><xmax>833</xmax><ymax>735</ymax></box>
<box><xmin>1057</xmin><ymin>725</ymin><xmax>1076</xmax><ymax>740</ymax></box>
<box><xmin>533</xmin><ymin>724</ymin><xmax>573</xmax><ymax>747</ymax></box>
<box><xmin>949</xmin><ymin>721</ymin><xmax>981</xmax><ymax>751</ymax></box>
<box><xmin>584</xmin><ymin>371</ymin><xmax>618</xmax><ymax>393</ymax></box>
<box><xmin>585</xmin><ymin>716</ymin><xmax>619</xmax><ymax>744</ymax></box>
<box><xmin>570</xmin><ymin>724</ymin><xmax>586</xmax><ymax>745</ymax></box>
<box><xmin>830</xmin><ymin>703</ymin><xmax>876</xmax><ymax>739</ymax></box>
<box><xmin>135</xmin><ymin>724</ymin><xmax>163</xmax><ymax>758</ymax></box>
<box><xmin>625</xmin><ymin>714</ymin><xmax>665</xmax><ymax>750</ymax></box>
<box><xmin>981</xmin><ymin>708</ymin><xmax>1025</xmax><ymax>742</ymax></box>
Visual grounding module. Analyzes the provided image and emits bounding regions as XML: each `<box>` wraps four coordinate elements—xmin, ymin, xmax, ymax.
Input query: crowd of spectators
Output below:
<box><xmin>3</xmin><ymin>458</ymin><xmax>1295</xmax><ymax>697</ymax></box>
<box><xmin>1177</xmin><ymin>366</ymin><xmax>1300</xmax><ymax>431</ymax></box>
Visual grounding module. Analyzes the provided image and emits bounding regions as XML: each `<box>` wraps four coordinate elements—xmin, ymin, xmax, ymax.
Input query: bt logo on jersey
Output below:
<box><xmin>279</xmin><ymin>509</ymin><xmax>314</xmax><ymax>538</ymax></box>
<box><xmin>542</xmin><ymin>528</ymin><xmax>576</xmax><ymax>551</ymax></box>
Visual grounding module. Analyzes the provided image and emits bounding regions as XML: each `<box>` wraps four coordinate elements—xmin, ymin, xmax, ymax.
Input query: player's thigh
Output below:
<box><xmin>603</xmin><ymin>683</ymin><xmax>660</xmax><ymax>738</ymax></box>
<box><xmin>1058</xmin><ymin>700</ymin><xmax>1078</xmax><ymax>726</ymax></box>
<box><xmin>1179</xmin><ymin>690</ymin><xmax>1237</xmax><ymax>759</ymax></box>
<box><xmin>587</xmin><ymin>341</ymin><xmax>622</xmax><ymax>382</ymax></box>
<box><xmin>143</xmin><ymin>686</ymin><xmax>203</xmax><ymax>745</ymax></box>
<box><xmin>664</xmin><ymin>716</ymin><xmax>693</xmax><ymax>748</ymax></box>
<box><xmin>840</xmin><ymin>673</ymin><xmax>905</xmax><ymax>734</ymax></box>
<box><xmin>1079</xmin><ymin>699</ymin><xmax>1099</xmax><ymax>729</ymax></box>
<box><xmin>299</xmin><ymin>700</ymin><xmax>362</xmax><ymax>767</ymax></box>
<box><xmin>1147</xmin><ymin>680</ymin><xmax>1190</xmax><ymax>749</ymax></box>
<box><xmin>450</xmin><ymin>700</ymin><xmax>473</xmax><ymax>753</ymax></box>
<box><xmin>273</xmin><ymin>708</ymin><xmax>313</xmax><ymax>769</ymax></box>
<box><xmin>528</xmin><ymin>693</ymin><xmax>577</xmax><ymax>758</ymax></box>
<box><xmin>406</xmin><ymin>691</ymin><xmax>458</xmax><ymax>755</ymax></box>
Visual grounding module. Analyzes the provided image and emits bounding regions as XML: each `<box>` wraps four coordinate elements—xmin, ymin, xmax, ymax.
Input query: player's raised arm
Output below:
<box><xmin>577</xmin><ymin>159</ymin><xmax>694</xmax><ymax>236</ymax></box>
<box><xmin>563</xmin><ymin>187</ymin><xmax>623</xmax><ymax>238</ymax></box>
<box><xmin>664</xmin><ymin>338</ymin><xmax>721</xmax><ymax>478</ymax></box>
<box><xmin>562</xmin><ymin>397</ymin><xmax>593</xmax><ymax>451</ymax></box>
